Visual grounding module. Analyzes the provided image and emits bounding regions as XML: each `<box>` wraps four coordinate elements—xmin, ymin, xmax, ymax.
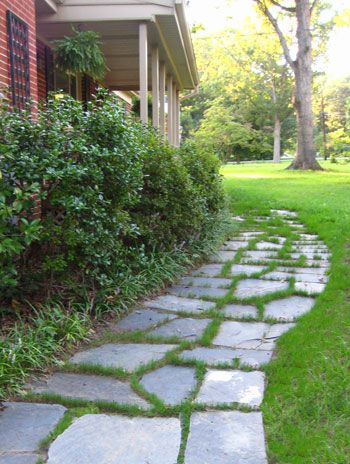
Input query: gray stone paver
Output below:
<box><xmin>30</xmin><ymin>373</ymin><xmax>150</xmax><ymax>408</ymax></box>
<box><xmin>184</xmin><ymin>411</ymin><xmax>267</xmax><ymax>464</ymax></box>
<box><xmin>69</xmin><ymin>343</ymin><xmax>176</xmax><ymax>372</ymax></box>
<box><xmin>150</xmin><ymin>317</ymin><xmax>211</xmax><ymax>341</ymax></box>
<box><xmin>143</xmin><ymin>294</ymin><xmax>215</xmax><ymax>314</ymax></box>
<box><xmin>264</xmin><ymin>296</ymin><xmax>315</xmax><ymax>321</ymax></box>
<box><xmin>3</xmin><ymin>210</ymin><xmax>330</xmax><ymax>464</ymax></box>
<box><xmin>47</xmin><ymin>414</ymin><xmax>181</xmax><ymax>464</ymax></box>
<box><xmin>0</xmin><ymin>402</ymin><xmax>66</xmax><ymax>455</ymax></box>
<box><xmin>234</xmin><ymin>279</ymin><xmax>289</xmax><ymax>298</ymax></box>
<box><xmin>196</xmin><ymin>369</ymin><xmax>265</xmax><ymax>407</ymax></box>
<box><xmin>140</xmin><ymin>366</ymin><xmax>196</xmax><ymax>405</ymax></box>
<box><xmin>221</xmin><ymin>303</ymin><xmax>258</xmax><ymax>319</ymax></box>
<box><xmin>167</xmin><ymin>285</ymin><xmax>228</xmax><ymax>299</ymax></box>
<box><xmin>179</xmin><ymin>276</ymin><xmax>232</xmax><ymax>288</ymax></box>
<box><xmin>111</xmin><ymin>308</ymin><xmax>177</xmax><ymax>332</ymax></box>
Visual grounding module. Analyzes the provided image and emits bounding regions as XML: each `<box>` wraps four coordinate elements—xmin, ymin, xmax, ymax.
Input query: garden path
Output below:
<box><xmin>0</xmin><ymin>210</ymin><xmax>330</xmax><ymax>464</ymax></box>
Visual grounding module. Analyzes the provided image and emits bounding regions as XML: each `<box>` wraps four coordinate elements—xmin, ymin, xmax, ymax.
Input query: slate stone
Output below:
<box><xmin>271</xmin><ymin>209</ymin><xmax>297</xmax><ymax>218</ymax></box>
<box><xmin>179</xmin><ymin>276</ymin><xmax>232</xmax><ymax>288</ymax></box>
<box><xmin>179</xmin><ymin>346</ymin><xmax>272</xmax><ymax>368</ymax></box>
<box><xmin>232</xmin><ymin>216</ymin><xmax>245</xmax><ymax>222</ymax></box>
<box><xmin>69</xmin><ymin>343</ymin><xmax>176</xmax><ymax>372</ymax></box>
<box><xmin>167</xmin><ymin>285</ymin><xmax>228</xmax><ymax>299</ymax></box>
<box><xmin>213</xmin><ymin>321</ymin><xmax>268</xmax><ymax>349</ymax></box>
<box><xmin>270</xmin><ymin>236</ymin><xmax>287</xmax><ymax>244</ymax></box>
<box><xmin>239</xmin><ymin>231</ymin><xmax>264</xmax><ymax>238</ymax></box>
<box><xmin>292</xmin><ymin>245</ymin><xmax>329</xmax><ymax>253</ymax></box>
<box><xmin>209</xmin><ymin>250</ymin><xmax>237</xmax><ymax>263</ymax></box>
<box><xmin>303</xmin><ymin>260</ymin><xmax>330</xmax><ymax>268</ymax></box>
<box><xmin>47</xmin><ymin>414</ymin><xmax>181</xmax><ymax>464</ymax></box>
<box><xmin>191</xmin><ymin>263</ymin><xmax>223</xmax><ymax>277</ymax></box>
<box><xmin>221</xmin><ymin>303</ymin><xmax>258</xmax><ymax>319</ymax></box>
<box><xmin>290</xmin><ymin>252</ymin><xmax>330</xmax><ymax>260</ymax></box>
<box><xmin>221</xmin><ymin>240</ymin><xmax>249</xmax><ymax>251</ymax></box>
<box><xmin>295</xmin><ymin>281</ymin><xmax>326</xmax><ymax>295</ymax></box>
<box><xmin>111</xmin><ymin>309</ymin><xmax>176</xmax><ymax>332</ymax></box>
<box><xmin>264</xmin><ymin>296</ymin><xmax>315</xmax><ymax>321</ymax></box>
<box><xmin>243</xmin><ymin>250</ymin><xmax>279</xmax><ymax>260</ymax></box>
<box><xmin>265</xmin><ymin>323</ymin><xmax>295</xmax><ymax>341</ymax></box>
<box><xmin>143</xmin><ymin>294</ymin><xmax>215</xmax><ymax>314</ymax></box>
<box><xmin>298</xmin><ymin>234</ymin><xmax>319</xmax><ymax>240</ymax></box>
<box><xmin>196</xmin><ymin>369</ymin><xmax>265</xmax><ymax>408</ymax></box>
<box><xmin>0</xmin><ymin>456</ymin><xmax>39</xmax><ymax>464</ymax></box>
<box><xmin>184</xmin><ymin>411</ymin><xmax>267</xmax><ymax>464</ymax></box>
<box><xmin>150</xmin><ymin>318</ymin><xmax>211</xmax><ymax>341</ymax></box>
<box><xmin>262</xmin><ymin>271</ymin><xmax>328</xmax><ymax>284</ymax></box>
<box><xmin>256</xmin><ymin>241</ymin><xmax>283</xmax><ymax>250</ymax></box>
<box><xmin>230</xmin><ymin>264</ymin><xmax>267</xmax><ymax>276</ymax></box>
<box><xmin>277</xmin><ymin>266</ymin><xmax>327</xmax><ymax>275</ymax></box>
<box><xmin>234</xmin><ymin>279</ymin><xmax>289</xmax><ymax>299</ymax></box>
<box><xmin>31</xmin><ymin>373</ymin><xmax>150</xmax><ymax>408</ymax></box>
<box><xmin>140</xmin><ymin>366</ymin><xmax>196</xmax><ymax>405</ymax></box>
<box><xmin>0</xmin><ymin>402</ymin><xmax>66</xmax><ymax>454</ymax></box>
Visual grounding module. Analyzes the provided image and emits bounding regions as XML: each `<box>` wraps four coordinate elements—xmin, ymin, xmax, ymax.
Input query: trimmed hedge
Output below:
<box><xmin>0</xmin><ymin>89</ymin><xmax>225</xmax><ymax>305</ymax></box>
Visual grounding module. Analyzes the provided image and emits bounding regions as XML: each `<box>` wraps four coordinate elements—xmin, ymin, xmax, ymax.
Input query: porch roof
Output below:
<box><xmin>36</xmin><ymin>0</ymin><xmax>199</xmax><ymax>91</ymax></box>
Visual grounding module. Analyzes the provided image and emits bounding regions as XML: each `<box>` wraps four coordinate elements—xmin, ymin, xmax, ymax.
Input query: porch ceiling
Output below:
<box><xmin>36</xmin><ymin>1</ymin><xmax>198</xmax><ymax>91</ymax></box>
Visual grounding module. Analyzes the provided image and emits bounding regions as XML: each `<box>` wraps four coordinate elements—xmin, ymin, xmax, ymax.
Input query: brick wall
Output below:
<box><xmin>0</xmin><ymin>0</ymin><xmax>38</xmax><ymax>104</ymax></box>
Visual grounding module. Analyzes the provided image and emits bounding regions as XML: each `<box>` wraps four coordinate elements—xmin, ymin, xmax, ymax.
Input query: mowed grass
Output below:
<box><xmin>222</xmin><ymin>161</ymin><xmax>350</xmax><ymax>464</ymax></box>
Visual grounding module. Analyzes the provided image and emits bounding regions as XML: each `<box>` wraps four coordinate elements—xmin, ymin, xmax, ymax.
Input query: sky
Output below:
<box><xmin>186</xmin><ymin>0</ymin><xmax>350</xmax><ymax>79</ymax></box>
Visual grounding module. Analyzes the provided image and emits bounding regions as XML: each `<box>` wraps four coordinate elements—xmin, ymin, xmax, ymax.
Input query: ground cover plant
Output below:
<box><xmin>222</xmin><ymin>161</ymin><xmax>350</xmax><ymax>463</ymax></box>
<box><xmin>0</xmin><ymin>89</ymin><xmax>225</xmax><ymax>397</ymax></box>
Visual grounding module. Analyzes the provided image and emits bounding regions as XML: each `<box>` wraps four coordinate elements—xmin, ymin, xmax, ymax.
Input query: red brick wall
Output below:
<box><xmin>0</xmin><ymin>0</ymin><xmax>38</xmax><ymax>104</ymax></box>
<box><xmin>37</xmin><ymin>39</ymin><xmax>47</xmax><ymax>101</ymax></box>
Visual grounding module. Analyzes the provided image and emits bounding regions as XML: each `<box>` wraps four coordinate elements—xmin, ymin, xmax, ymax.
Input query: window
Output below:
<box><xmin>7</xmin><ymin>11</ymin><xmax>30</xmax><ymax>109</ymax></box>
<box><xmin>54</xmin><ymin>69</ymin><xmax>77</xmax><ymax>98</ymax></box>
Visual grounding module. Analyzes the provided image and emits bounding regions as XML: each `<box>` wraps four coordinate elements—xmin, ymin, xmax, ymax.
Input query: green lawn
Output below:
<box><xmin>222</xmin><ymin>161</ymin><xmax>350</xmax><ymax>464</ymax></box>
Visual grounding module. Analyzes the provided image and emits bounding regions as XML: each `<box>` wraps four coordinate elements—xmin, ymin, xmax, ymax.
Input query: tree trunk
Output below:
<box><xmin>273</xmin><ymin>115</ymin><xmax>281</xmax><ymax>163</ymax></box>
<box><xmin>288</xmin><ymin>0</ymin><xmax>322</xmax><ymax>170</ymax></box>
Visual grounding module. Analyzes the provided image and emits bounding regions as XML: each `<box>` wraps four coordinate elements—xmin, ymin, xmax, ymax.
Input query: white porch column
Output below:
<box><xmin>172</xmin><ymin>82</ymin><xmax>177</xmax><ymax>146</ymax></box>
<box><xmin>151</xmin><ymin>47</ymin><xmax>159</xmax><ymax>128</ymax></box>
<box><xmin>175</xmin><ymin>89</ymin><xmax>180</xmax><ymax>147</ymax></box>
<box><xmin>159</xmin><ymin>62</ymin><xmax>166</xmax><ymax>136</ymax></box>
<box><xmin>167</xmin><ymin>75</ymin><xmax>173</xmax><ymax>143</ymax></box>
<box><xmin>139</xmin><ymin>22</ymin><xmax>148</xmax><ymax>124</ymax></box>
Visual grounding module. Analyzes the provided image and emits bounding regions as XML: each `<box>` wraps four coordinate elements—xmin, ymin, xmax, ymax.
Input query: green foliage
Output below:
<box><xmin>54</xmin><ymin>29</ymin><xmax>107</xmax><ymax>80</ymax></box>
<box><xmin>0</xmin><ymin>89</ymin><xmax>224</xmax><ymax>305</ymax></box>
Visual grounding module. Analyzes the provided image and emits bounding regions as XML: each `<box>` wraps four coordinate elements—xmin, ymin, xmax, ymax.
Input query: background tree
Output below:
<box><xmin>253</xmin><ymin>0</ymin><xmax>323</xmax><ymax>170</ymax></box>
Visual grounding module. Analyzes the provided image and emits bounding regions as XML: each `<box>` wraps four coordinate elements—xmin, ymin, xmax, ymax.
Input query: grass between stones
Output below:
<box><xmin>222</xmin><ymin>161</ymin><xmax>350</xmax><ymax>464</ymax></box>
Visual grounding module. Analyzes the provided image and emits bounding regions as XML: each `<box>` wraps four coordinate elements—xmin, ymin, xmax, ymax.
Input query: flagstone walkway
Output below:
<box><xmin>0</xmin><ymin>210</ymin><xmax>331</xmax><ymax>464</ymax></box>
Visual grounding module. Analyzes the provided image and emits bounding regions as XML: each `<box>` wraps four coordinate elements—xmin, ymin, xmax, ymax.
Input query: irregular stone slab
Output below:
<box><xmin>243</xmin><ymin>250</ymin><xmax>278</xmax><ymax>260</ymax></box>
<box><xmin>292</xmin><ymin>245</ymin><xmax>329</xmax><ymax>253</ymax></box>
<box><xmin>167</xmin><ymin>285</ymin><xmax>228</xmax><ymax>299</ymax></box>
<box><xmin>277</xmin><ymin>266</ymin><xmax>327</xmax><ymax>275</ymax></box>
<box><xmin>264</xmin><ymin>296</ymin><xmax>315</xmax><ymax>321</ymax></box>
<box><xmin>47</xmin><ymin>414</ymin><xmax>181</xmax><ymax>464</ymax></box>
<box><xmin>213</xmin><ymin>321</ymin><xmax>268</xmax><ymax>349</ymax></box>
<box><xmin>239</xmin><ymin>231</ymin><xmax>264</xmax><ymax>238</ymax></box>
<box><xmin>209</xmin><ymin>250</ymin><xmax>237</xmax><ymax>263</ymax></box>
<box><xmin>111</xmin><ymin>309</ymin><xmax>177</xmax><ymax>332</ymax></box>
<box><xmin>295</xmin><ymin>281</ymin><xmax>326</xmax><ymax>295</ymax></box>
<box><xmin>0</xmin><ymin>402</ymin><xmax>66</xmax><ymax>454</ymax></box>
<box><xmin>31</xmin><ymin>373</ymin><xmax>150</xmax><ymax>408</ymax></box>
<box><xmin>298</xmin><ymin>234</ymin><xmax>319</xmax><ymax>240</ymax></box>
<box><xmin>70</xmin><ymin>343</ymin><xmax>176</xmax><ymax>372</ymax></box>
<box><xmin>150</xmin><ymin>318</ymin><xmax>211</xmax><ymax>341</ymax></box>
<box><xmin>290</xmin><ymin>252</ymin><xmax>330</xmax><ymax>260</ymax></box>
<box><xmin>143</xmin><ymin>294</ymin><xmax>215</xmax><ymax>314</ymax></box>
<box><xmin>179</xmin><ymin>347</ymin><xmax>272</xmax><ymax>368</ymax></box>
<box><xmin>221</xmin><ymin>240</ymin><xmax>249</xmax><ymax>251</ymax></box>
<box><xmin>262</xmin><ymin>271</ymin><xmax>328</xmax><ymax>284</ymax></box>
<box><xmin>265</xmin><ymin>323</ymin><xmax>295</xmax><ymax>341</ymax></box>
<box><xmin>271</xmin><ymin>209</ymin><xmax>297</xmax><ymax>218</ymax></box>
<box><xmin>140</xmin><ymin>366</ymin><xmax>196</xmax><ymax>405</ymax></box>
<box><xmin>184</xmin><ymin>411</ymin><xmax>267</xmax><ymax>464</ymax></box>
<box><xmin>256</xmin><ymin>241</ymin><xmax>283</xmax><ymax>250</ymax></box>
<box><xmin>234</xmin><ymin>279</ymin><xmax>289</xmax><ymax>299</ymax></box>
<box><xmin>293</xmin><ymin>240</ymin><xmax>325</xmax><ymax>246</ymax></box>
<box><xmin>230</xmin><ymin>264</ymin><xmax>267</xmax><ymax>276</ymax></box>
<box><xmin>179</xmin><ymin>276</ymin><xmax>232</xmax><ymax>288</ymax></box>
<box><xmin>196</xmin><ymin>369</ymin><xmax>265</xmax><ymax>408</ymax></box>
<box><xmin>0</xmin><ymin>456</ymin><xmax>39</xmax><ymax>464</ymax></box>
<box><xmin>232</xmin><ymin>216</ymin><xmax>245</xmax><ymax>222</ymax></box>
<box><xmin>270</xmin><ymin>236</ymin><xmax>287</xmax><ymax>244</ymax></box>
<box><xmin>191</xmin><ymin>263</ymin><xmax>223</xmax><ymax>277</ymax></box>
<box><xmin>221</xmin><ymin>303</ymin><xmax>258</xmax><ymax>319</ymax></box>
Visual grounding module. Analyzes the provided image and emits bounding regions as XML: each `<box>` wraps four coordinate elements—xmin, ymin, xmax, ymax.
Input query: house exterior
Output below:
<box><xmin>0</xmin><ymin>0</ymin><xmax>199</xmax><ymax>146</ymax></box>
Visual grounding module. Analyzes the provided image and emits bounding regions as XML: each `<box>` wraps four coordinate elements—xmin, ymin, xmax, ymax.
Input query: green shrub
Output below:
<box><xmin>0</xmin><ymin>89</ymin><xmax>224</xmax><ymax>304</ymax></box>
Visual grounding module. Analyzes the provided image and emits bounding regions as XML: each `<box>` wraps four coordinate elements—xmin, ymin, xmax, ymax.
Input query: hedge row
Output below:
<box><xmin>0</xmin><ymin>89</ymin><xmax>225</xmax><ymax>305</ymax></box>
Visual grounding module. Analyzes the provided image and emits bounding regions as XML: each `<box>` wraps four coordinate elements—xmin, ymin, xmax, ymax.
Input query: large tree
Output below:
<box><xmin>254</xmin><ymin>0</ymin><xmax>322</xmax><ymax>169</ymax></box>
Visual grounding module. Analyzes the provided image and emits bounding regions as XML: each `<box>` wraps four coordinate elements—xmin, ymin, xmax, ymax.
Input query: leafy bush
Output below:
<box><xmin>0</xmin><ymin>89</ymin><xmax>224</xmax><ymax>305</ymax></box>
